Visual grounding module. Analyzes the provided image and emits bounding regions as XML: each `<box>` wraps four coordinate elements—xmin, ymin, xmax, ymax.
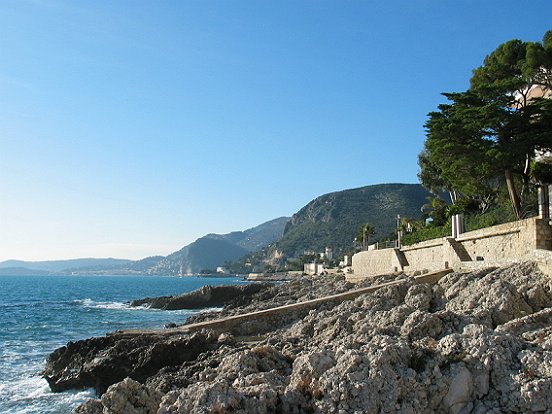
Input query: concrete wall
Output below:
<box><xmin>401</xmin><ymin>239</ymin><xmax>447</xmax><ymax>273</ymax></box>
<box><xmin>352</xmin><ymin>248</ymin><xmax>406</xmax><ymax>279</ymax></box>
<box><xmin>350</xmin><ymin>217</ymin><xmax>552</xmax><ymax>280</ymax></box>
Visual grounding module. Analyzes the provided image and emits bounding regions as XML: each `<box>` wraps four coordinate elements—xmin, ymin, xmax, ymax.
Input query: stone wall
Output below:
<box><xmin>350</xmin><ymin>217</ymin><xmax>552</xmax><ymax>280</ymax></box>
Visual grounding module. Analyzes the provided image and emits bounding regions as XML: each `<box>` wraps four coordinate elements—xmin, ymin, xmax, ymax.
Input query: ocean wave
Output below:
<box><xmin>0</xmin><ymin>376</ymin><xmax>94</xmax><ymax>406</ymax></box>
<box><xmin>73</xmin><ymin>298</ymin><xmax>219</xmax><ymax>314</ymax></box>
<box><xmin>73</xmin><ymin>298</ymin><xmax>137</xmax><ymax>310</ymax></box>
<box><xmin>0</xmin><ymin>375</ymin><xmax>94</xmax><ymax>413</ymax></box>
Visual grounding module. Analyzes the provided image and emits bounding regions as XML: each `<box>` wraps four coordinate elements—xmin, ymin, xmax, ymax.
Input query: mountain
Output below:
<box><xmin>0</xmin><ymin>258</ymin><xmax>133</xmax><ymax>274</ymax></box>
<box><xmin>150</xmin><ymin>238</ymin><xmax>250</xmax><ymax>275</ymax></box>
<box><xmin>271</xmin><ymin>183</ymin><xmax>432</xmax><ymax>260</ymax></box>
<box><xmin>203</xmin><ymin>217</ymin><xmax>290</xmax><ymax>251</ymax></box>
<box><xmin>148</xmin><ymin>217</ymin><xmax>290</xmax><ymax>274</ymax></box>
<box><xmin>0</xmin><ymin>183</ymin><xmax>430</xmax><ymax>275</ymax></box>
<box><xmin>0</xmin><ymin>267</ymin><xmax>52</xmax><ymax>276</ymax></box>
<box><xmin>0</xmin><ymin>218</ymin><xmax>289</xmax><ymax>276</ymax></box>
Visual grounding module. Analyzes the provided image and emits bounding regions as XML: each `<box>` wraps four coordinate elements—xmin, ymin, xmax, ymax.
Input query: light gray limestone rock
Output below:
<box><xmin>100</xmin><ymin>378</ymin><xmax>162</xmax><ymax>414</ymax></box>
<box><xmin>72</xmin><ymin>263</ymin><xmax>552</xmax><ymax>414</ymax></box>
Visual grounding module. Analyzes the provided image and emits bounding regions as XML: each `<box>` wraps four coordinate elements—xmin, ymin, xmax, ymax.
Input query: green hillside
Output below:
<box><xmin>273</xmin><ymin>183</ymin><xmax>432</xmax><ymax>259</ymax></box>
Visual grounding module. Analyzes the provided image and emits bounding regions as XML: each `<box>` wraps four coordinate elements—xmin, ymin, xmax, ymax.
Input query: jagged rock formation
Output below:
<box><xmin>46</xmin><ymin>263</ymin><xmax>552</xmax><ymax>413</ymax></box>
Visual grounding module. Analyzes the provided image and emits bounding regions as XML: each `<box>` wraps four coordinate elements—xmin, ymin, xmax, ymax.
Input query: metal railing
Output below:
<box><xmin>364</xmin><ymin>240</ymin><xmax>399</xmax><ymax>251</ymax></box>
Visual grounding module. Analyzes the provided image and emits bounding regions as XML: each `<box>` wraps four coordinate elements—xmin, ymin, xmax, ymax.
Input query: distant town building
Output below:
<box><xmin>339</xmin><ymin>255</ymin><xmax>349</xmax><ymax>267</ymax></box>
<box><xmin>304</xmin><ymin>262</ymin><xmax>325</xmax><ymax>275</ymax></box>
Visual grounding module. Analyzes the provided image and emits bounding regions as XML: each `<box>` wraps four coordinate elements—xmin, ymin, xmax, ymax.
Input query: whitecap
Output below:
<box><xmin>74</xmin><ymin>298</ymin><xmax>132</xmax><ymax>310</ymax></box>
<box><xmin>73</xmin><ymin>298</ymin><xmax>205</xmax><ymax>313</ymax></box>
<box><xmin>72</xmin><ymin>298</ymin><xmax>94</xmax><ymax>306</ymax></box>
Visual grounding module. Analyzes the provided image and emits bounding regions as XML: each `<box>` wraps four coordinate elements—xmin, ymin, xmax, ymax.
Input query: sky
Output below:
<box><xmin>1</xmin><ymin>1</ymin><xmax>551</xmax><ymax>261</ymax></box>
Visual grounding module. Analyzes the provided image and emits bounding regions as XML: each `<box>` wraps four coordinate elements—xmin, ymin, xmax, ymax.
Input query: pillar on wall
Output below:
<box><xmin>538</xmin><ymin>185</ymin><xmax>551</xmax><ymax>219</ymax></box>
<box><xmin>549</xmin><ymin>184</ymin><xmax>552</xmax><ymax>219</ymax></box>
<box><xmin>451</xmin><ymin>214</ymin><xmax>465</xmax><ymax>239</ymax></box>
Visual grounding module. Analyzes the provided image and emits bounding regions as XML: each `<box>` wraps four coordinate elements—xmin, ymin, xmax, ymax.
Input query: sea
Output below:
<box><xmin>0</xmin><ymin>274</ymin><xmax>245</xmax><ymax>414</ymax></box>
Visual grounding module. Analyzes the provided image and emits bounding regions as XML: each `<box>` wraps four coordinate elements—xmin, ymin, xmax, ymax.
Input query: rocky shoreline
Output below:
<box><xmin>44</xmin><ymin>262</ymin><xmax>552</xmax><ymax>413</ymax></box>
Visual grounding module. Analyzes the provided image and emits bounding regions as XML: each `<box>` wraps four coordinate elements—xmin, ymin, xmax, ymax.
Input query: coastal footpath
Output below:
<box><xmin>44</xmin><ymin>262</ymin><xmax>552</xmax><ymax>413</ymax></box>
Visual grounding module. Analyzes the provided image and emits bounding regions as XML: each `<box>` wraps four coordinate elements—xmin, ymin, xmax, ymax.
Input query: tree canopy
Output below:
<box><xmin>419</xmin><ymin>30</ymin><xmax>552</xmax><ymax>219</ymax></box>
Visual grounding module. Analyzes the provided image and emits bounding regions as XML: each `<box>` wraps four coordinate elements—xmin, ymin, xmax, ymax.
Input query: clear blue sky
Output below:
<box><xmin>1</xmin><ymin>1</ymin><xmax>551</xmax><ymax>261</ymax></box>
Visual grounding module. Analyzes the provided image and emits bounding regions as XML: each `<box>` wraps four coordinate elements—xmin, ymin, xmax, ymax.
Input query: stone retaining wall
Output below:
<box><xmin>351</xmin><ymin>217</ymin><xmax>552</xmax><ymax>280</ymax></box>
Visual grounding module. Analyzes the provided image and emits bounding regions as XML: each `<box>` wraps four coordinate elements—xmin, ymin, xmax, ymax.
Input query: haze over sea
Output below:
<box><xmin>0</xmin><ymin>274</ymin><xmax>244</xmax><ymax>414</ymax></box>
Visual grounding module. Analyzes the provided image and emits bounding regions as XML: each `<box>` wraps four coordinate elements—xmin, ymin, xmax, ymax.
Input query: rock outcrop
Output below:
<box><xmin>46</xmin><ymin>262</ymin><xmax>552</xmax><ymax>413</ymax></box>
<box><xmin>44</xmin><ymin>331</ymin><xmax>221</xmax><ymax>395</ymax></box>
<box><xmin>130</xmin><ymin>283</ymin><xmax>273</xmax><ymax>310</ymax></box>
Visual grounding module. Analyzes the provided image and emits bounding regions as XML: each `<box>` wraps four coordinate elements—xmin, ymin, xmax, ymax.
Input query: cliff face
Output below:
<box><xmin>49</xmin><ymin>262</ymin><xmax>552</xmax><ymax>413</ymax></box>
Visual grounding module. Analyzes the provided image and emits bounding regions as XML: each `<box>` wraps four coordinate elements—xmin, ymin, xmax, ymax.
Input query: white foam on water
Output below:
<box><xmin>189</xmin><ymin>306</ymin><xmax>223</xmax><ymax>314</ymax></box>
<box><xmin>73</xmin><ymin>298</ymin><xmax>224</xmax><ymax>315</ymax></box>
<box><xmin>0</xmin><ymin>374</ymin><xmax>95</xmax><ymax>414</ymax></box>
<box><xmin>74</xmin><ymin>298</ymin><xmax>134</xmax><ymax>310</ymax></box>
<box><xmin>74</xmin><ymin>298</ymin><xmax>184</xmax><ymax>312</ymax></box>
<box><xmin>73</xmin><ymin>298</ymin><xmax>93</xmax><ymax>306</ymax></box>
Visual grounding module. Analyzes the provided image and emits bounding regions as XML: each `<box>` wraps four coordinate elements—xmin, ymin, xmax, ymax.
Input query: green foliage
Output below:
<box><xmin>356</xmin><ymin>223</ymin><xmax>376</xmax><ymax>246</ymax></box>
<box><xmin>401</xmin><ymin>223</ymin><xmax>451</xmax><ymax>246</ymax></box>
<box><xmin>531</xmin><ymin>159</ymin><xmax>552</xmax><ymax>184</ymax></box>
<box><xmin>422</xmin><ymin>196</ymin><xmax>449</xmax><ymax>226</ymax></box>
<box><xmin>464</xmin><ymin>204</ymin><xmax>516</xmax><ymax>232</ymax></box>
<box><xmin>401</xmin><ymin>201</ymin><xmax>518</xmax><ymax>246</ymax></box>
<box><xmin>419</xmin><ymin>29</ymin><xmax>552</xmax><ymax>220</ymax></box>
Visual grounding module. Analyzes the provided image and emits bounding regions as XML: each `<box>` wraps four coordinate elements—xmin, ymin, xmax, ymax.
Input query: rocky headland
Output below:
<box><xmin>44</xmin><ymin>262</ymin><xmax>552</xmax><ymax>413</ymax></box>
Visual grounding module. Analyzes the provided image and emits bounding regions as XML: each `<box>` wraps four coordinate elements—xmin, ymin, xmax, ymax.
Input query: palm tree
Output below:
<box><xmin>356</xmin><ymin>224</ymin><xmax>375</xmax><ymax>250</ymax></box>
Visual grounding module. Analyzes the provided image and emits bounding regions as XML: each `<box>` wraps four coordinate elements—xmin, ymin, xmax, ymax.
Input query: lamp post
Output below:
<box><xmin>396</xmin><ymin>214</ymin><xmax>401</xmax><ymax>248</ymax></box>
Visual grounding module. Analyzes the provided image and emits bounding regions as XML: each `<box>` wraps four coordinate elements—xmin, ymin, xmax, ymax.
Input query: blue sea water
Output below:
<box><xmin>0</xmin><ymin>274</ymin><xmax>245</xmax><ymax>414</ymax></box>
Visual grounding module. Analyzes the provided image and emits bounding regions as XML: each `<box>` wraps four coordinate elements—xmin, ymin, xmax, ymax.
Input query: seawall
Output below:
<box><xmin>351</xmin><ymin>216</ymin><xmax>552</xmax><ymax>281</ymax></box>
